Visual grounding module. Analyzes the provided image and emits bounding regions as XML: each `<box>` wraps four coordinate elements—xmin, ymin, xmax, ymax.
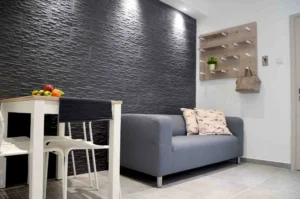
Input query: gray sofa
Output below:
<box><xmin>121</xmin><ymin>114</ymin><xmax>244</xmax><ymax>187</ymax></box>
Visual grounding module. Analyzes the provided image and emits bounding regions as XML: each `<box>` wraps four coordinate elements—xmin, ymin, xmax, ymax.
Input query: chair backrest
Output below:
<box><xmin>0</xmin><ymin>111</ymin><xmax>4</xmax><ymax>150</ymax></box>
<box><xmin>59</xmin><ymin>97</ymin><xmax>112</xmax><ymax>123</ymax></box>
<box><xmin>60</xmin><ymin>98</ymin><xmax>112</xmax><ymax>143</ymax></box>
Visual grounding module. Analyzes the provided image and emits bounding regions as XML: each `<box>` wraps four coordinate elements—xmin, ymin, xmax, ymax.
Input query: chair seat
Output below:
<box><xmin>0</xmin><ymin>137</ymin><xmax>30</xmax><ymax>156</ymax></box>
<box><xmin>46</xmin><ymin>139</ymin><xmax>108</xmax><ymax>155</ymax></box>
<box><xmin>44</xmin><ymin>136</ymin><xmax>73</xmax><ymax>143</ymax></box>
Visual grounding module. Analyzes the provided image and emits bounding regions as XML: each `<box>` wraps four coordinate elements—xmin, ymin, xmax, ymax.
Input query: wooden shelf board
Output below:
<box><xmin>199</xmin><ymin>31</ymin><xmax>228</xmax><ymax>39</ymax></box>
<box><xmin>201</xmin><ymin>44</ymin><xmax>228</xmax><ymax>51</ymax></box>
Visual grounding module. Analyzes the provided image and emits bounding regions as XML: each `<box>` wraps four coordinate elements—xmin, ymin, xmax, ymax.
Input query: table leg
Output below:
<box><xmin>56</xmin><ymin>123</ymin><xmax>65</xmax><ymax>180</ymax></box>
<box><xmin>0</xmin><ymin>109</ymin><xmax>8</xmax><ymax>188</ymax></box>
<box><xmin>29</xmin><ymin>100</ymin><xmax>45</xmax><ymax>199</ymax></box>
<box><xmin>108</xmin><ymin>104</ymin><xmax>122</xmax><ymax>199</ymax></box>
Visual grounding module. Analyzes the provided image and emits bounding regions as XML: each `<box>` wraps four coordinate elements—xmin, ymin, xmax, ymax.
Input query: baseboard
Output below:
<box><xmin>241</xmin><ymin>157</ymin><xmax>291</xmax><ymax>169</ymax></box>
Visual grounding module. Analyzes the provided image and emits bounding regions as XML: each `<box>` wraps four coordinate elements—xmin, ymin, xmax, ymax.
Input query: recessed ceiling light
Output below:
<box><xmin>182</xmin><ymin>8</ymin><xmax>187</xmax><ymax>11</ymax></box>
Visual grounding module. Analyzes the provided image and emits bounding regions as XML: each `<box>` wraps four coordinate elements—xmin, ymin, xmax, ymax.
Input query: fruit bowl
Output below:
<box><xmin>32</xmin><ymin>85</ymin><xmax>64</xmax><ymax>97</ymax></box>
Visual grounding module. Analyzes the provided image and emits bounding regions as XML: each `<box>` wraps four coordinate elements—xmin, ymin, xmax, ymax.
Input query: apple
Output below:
<box><xmin>38</xmin><ymin>90</ymin><xmax>44</xmax><ymax>95</ymax></box>
<box><xmin>44</xmin><ymin>91</ymin><xmax>51</xmax><ymax>96</ymax></box>
<box><xmin>44</xmin><ymin>84</ymin><xmax>54</xmax><ymax>92</ymax></box>
<box><xmin>32</xmin><ymin>90</ymin><xmax>38</xmax><ymax>95</ymax></box>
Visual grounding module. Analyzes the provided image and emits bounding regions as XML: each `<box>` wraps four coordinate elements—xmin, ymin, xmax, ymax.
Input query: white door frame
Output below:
<box><xmin>290</xmin><ymin>13</ymin><xmax>300</xmax><ymax>171</ymax></box>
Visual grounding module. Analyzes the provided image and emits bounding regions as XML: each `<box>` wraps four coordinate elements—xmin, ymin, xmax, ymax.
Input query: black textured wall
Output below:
<box><xmin>0</xmin><ymin>0</ymin><xmax>196</xmax><ymax>185</ymax></box>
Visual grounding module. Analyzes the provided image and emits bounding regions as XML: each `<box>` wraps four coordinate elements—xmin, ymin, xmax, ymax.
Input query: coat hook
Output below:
<box><xmin>200</xmin><ymin>37</ymin><xmax>205</xmax><ymax>41</ymax></box>
<box><xmin>233</xmin><ymin>42</ymin><xmax>239</xmax><ymax>47</ymax></box>
<box><xmin>245</xmin><ymin>67</ymin><xmax>250</xmax><ymax>70</ymax></box>
<box><xmin>221</xmin><ymin>70</ymin><xmax>227</xmax><ymax>73</ymax></box>
<box><xmin>245</xmin><ymin>27</ymin><xmax>251</xmax><ymax>31</ymax></box>
<box><xmin>210</xmin><ymin>71</ymin><xmax>216</xmax><ymax>74</ymax></box>
<box><xmin>200</xmin><ymin>72</ymin><xmax>205</xmax><ymax>75</ymax></box>
<box><xmin>233</xmin><ymin>68</ymin><xmax>239</xmax><ymax>71</ymax></box>
<box><xmin>245</xmin><ymin>53</ymin><xmax>251</xmax><ymax>57</ymax></box>
<box><xmin>221</xmin><ymin>57</ymin><xmax>227</xmax><ymax>61</ymax></box>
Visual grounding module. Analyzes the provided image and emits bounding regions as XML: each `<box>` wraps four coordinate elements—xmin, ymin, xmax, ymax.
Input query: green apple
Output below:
<box><xmin>44</xmin><ymin>91</ymin><xmax>51</xmax><ymax>96</ymax></box>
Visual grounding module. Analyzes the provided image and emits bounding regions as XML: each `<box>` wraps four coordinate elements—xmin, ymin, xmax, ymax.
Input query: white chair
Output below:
<box><xmin>44</xmin><ymin>121</ymin><xmax>108</xmax><ymax>199</ymax></box>
<box><xmin>0</xmin><ymin>111</ymin><xmax>120</xmax><ymax>199</ymax></box>
<box><xmin>44</xmin><ymin>121</ymin><xmax>97</xmax><ymax>189</ymax></box>
<box><xmin>0</xmin><ymin>111</ymin><xmax>65</xmax><ymax>199</ymax></box>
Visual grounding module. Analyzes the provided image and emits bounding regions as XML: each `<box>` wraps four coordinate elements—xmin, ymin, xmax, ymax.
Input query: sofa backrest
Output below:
<box><xmin>166</xmin><ymin>115</ymin><xmax>187</xmax><ymax>136</ymax></box>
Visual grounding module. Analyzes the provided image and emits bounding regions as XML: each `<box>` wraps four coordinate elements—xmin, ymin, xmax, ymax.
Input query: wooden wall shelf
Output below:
<box><xmin>199</xmin><ymin>22</ymin><xmax>258</xmax><ymax>81</ymax></box>
<box><xmin>200</xmin><ymin>31</ymin><xmax>228</xmax><ymax>40</ymax></box>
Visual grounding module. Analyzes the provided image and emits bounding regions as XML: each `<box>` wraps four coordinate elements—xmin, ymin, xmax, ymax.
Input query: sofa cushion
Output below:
<box><xmin>195</xmin><ymin>109</ymin><xmax>232</xmax><ymax>135</ymax></box>
<box><xmin>180</xmin><ymin>108</ymin><xmax>199</xmax><ymax>135</ymax></box>
<box><xmin>167</xmin><ymin>115</ymin><xmax>187</xmax><ymax>136</ymax></box>
<box><xmin>171</xmin><ymin>135</ymin><xmax>240</xmax><ymax>173</ymax></box>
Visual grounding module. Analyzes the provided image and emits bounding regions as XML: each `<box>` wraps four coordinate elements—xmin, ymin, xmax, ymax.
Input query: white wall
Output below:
<box><xmin>196</xmin><ymin>0</ymin><xmax>300</xmax><ymax>164</ymax></box>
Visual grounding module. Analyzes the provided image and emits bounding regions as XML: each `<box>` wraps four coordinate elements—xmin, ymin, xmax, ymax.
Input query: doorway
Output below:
<box><xmin>291</xmin><ymin>13</ymin><xmax>300</xmax><ymax>170</ymax></box>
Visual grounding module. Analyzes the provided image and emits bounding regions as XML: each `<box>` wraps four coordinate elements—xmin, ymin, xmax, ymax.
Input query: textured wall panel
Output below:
<box><xmin>0</xmin><ymin>0</ymin><xmax>196</xmax><ymax>185</ymax></box>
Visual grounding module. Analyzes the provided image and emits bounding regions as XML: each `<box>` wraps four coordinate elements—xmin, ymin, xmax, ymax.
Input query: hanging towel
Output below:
<box><xmin>59</xmin><ymin>97</ymin><xmax>112</xmax><ymax>122</ymax></box>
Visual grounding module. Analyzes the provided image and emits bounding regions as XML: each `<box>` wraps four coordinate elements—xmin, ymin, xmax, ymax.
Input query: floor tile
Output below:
<box><xmin>174</xmin><ymin>176</ymin><xmax>248</xmax><ymax>199</ymax></box>
<box><xmin>67</xmin><ymin>171</ymin><xmax>152</xmax><ymax>198</ymax></box>
<box><xmin>257</xmin><ymin>170</ymin><xmax>300</xmax><ymax>195</ymax></box>
<box><xmin>236</xmin><ymin>163</ymin><xmax>282</xmax><ymax>175</ymax></box>
<box><xmin>231</xmin><ymin>187</ymin><xmax>300</xmax><ymax>199</ymax></box>
<box><xmin>124</xmin><ymin>187</ymin><xmax>205</xmax><ymax>199</ymax></box>
<box><xmin>210</xmin><ymin>164</ymin><xmax>281</xmax><ymax>186</ymax></box>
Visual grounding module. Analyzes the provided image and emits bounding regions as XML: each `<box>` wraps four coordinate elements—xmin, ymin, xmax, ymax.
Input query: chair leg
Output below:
<box><xmin>43</xmin><ymin>152</ymin><xmax>49</xmax><ymax>199</ymax></box>
<box><xmin>83</xmin><ymin>122</ymin><xmax>93</xmax><ymax>188</ymax></box>
<box><xmin>85</xmin><ymin>149</ymin><xmax>93</xmax><ymax>188</ymax></box>
<box><xmin>91</xmin><ymin>149</ymin><xmax>99</xmax><ymax>190</ymax></box>
<box><xmin>71</xmin><ymin>151</ymin><xmax>76</xmax><ymax>179</ymax></box>
<box><xmin>157</xmin><ymin>177</ymin><xmax>163</xmax><ymax>188</ymax></box>
<box><xmin>63</xmin><ymin>156</ymin><xmax>68</xmax><ymax>199</ymax></box>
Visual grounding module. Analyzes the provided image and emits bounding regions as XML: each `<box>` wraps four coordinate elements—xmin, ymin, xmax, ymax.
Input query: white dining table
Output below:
<box><xmin>0</xmin><ymin>96</ymin><xmax>122</xmax><ymax>199</ymax></box>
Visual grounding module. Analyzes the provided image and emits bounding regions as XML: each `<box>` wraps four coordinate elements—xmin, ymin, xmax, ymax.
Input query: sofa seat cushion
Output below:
<box><xmin>171</xmin><ymin>135</ymin><xmax>240</xmax><ymax>173</ymax></box>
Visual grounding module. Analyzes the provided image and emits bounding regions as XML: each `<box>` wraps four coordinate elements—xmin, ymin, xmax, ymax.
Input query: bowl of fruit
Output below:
<box><xmin>32</xmin><ymin>85</ymin><xmax>64</xmax><ymax>97</ymax></box>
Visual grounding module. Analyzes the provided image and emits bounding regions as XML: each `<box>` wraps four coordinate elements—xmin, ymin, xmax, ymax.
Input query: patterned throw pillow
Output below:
<box><xmin>180</xmin><ymin>108</ymin><xmax>199</xmax><ymax>135</ymax></box>
<box><xmin>194</xmin><ymin>109</ymin><xmax>232</xmax><ymax>135</ymax></box>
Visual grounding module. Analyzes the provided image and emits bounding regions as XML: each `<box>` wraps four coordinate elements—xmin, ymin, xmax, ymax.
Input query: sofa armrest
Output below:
<box><xmin>121</xmin><ymin>114</ymin><xmax>173</xmax><ymax>177</ymax></box>
<box><xmin>226</xmin><ymin>117</ymin><xmax>244</xmax><ymax>156</ymax></box>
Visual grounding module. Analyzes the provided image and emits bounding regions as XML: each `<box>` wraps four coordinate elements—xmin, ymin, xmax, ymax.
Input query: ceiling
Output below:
<box><xmin>160</xmin><ymin>0</ymin><xmax>208</xmax><ymax>20</ymax></box>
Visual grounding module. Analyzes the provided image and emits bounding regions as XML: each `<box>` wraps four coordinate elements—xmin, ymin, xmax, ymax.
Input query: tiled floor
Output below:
<box><xmin>1</xmin><ymin>162</ymin><xmax>300</xmax><ymax>199</ymax></box>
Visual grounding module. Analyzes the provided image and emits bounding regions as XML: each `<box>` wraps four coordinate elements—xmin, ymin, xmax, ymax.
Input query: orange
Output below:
<box><xmin>51</xmin><ymin>89</ymin><xmax>61</xmax><ymax>97</ymax></box>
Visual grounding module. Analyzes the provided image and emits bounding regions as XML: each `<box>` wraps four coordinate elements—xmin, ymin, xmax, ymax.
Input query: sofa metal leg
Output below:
<box><xmin>157</xmin><ymin>177</ymin><xmax>163</xmax><ymax>188</ymax></box>
<box><xmin>236</xmin><ymin>157</ymin><xmax>241</xmax><ymax>164</ymax></box>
